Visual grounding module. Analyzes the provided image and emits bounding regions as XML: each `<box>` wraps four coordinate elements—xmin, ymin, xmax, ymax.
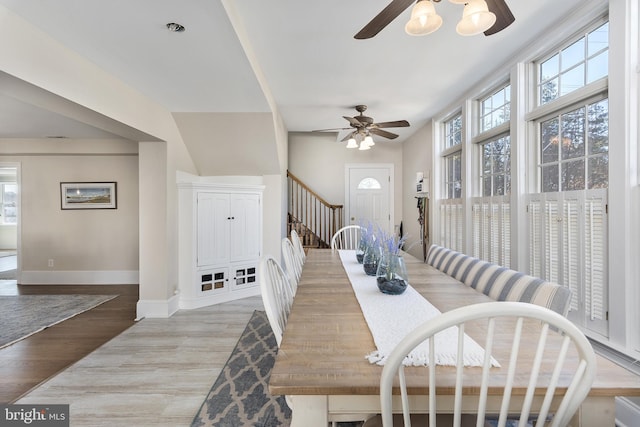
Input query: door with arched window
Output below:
<box><xmin>346</xmin><ymin>164</ymin><xmax>392</xmax><ymax>233</ymax></box>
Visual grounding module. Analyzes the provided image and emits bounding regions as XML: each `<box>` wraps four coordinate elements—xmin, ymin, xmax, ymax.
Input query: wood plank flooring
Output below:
<box><xmin>0</xmin><ymin>280</ymin><xmax>265</xmax><ymax>426</ymax></box>
<box><xmin>0</xmin><ymin>282</ymin><xmax>139</xmax><ymax>403</ymax></box>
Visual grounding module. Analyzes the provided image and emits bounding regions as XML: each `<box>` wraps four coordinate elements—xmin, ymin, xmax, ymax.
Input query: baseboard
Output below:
<box><xmin>20</xmin><ymin>270</ymin><xmax>139</xmax><ymax>285</ymax></box>
<box><xmin>179</xmin><ymin>286</ymin><xmax>261</xmax><ymax>310</ymax></box>
<box><xmin>136</xmin><ymin>293</ymin><xmax>180</xmax><ymax>319</ymax></box>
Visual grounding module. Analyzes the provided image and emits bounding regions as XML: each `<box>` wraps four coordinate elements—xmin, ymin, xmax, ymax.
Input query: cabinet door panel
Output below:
<box><xmin>230</xmin><ymin>194</ymin><xmax>261</xmax><ymax>261</ymax></box>
<box><xmin>197</xmin><ymin>192</ymin><xmax>230</xmax><ymax>266</ymax></box>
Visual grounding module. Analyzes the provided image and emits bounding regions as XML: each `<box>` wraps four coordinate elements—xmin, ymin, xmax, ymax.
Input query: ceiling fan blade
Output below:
<box><xmin>373</xmin><ymin>120</ymin><xmax>410</xmax><ymax>129</ymax></box>
<box><xmin>484</xmin><ymin>0</ymin><xmax>515</xmax><ymax>36</ymax></box>
<box><xmin>354</xmin><ymin>0</ymin><xmax>416</xmax><ymax>40</ymax></box>
<box><xmin>312</xmin><ymin>127</ymin><xmax>352</xmax><ymax>132</ymax></box>
<box><xmin>370</xmin><ymin>128</ymin><xmax>399</xmax><ymax>139</ymax></box>
<box><xmin>343</xmin><ymin>116</ymin><xmax>364</xmax><ymax>127</ymax></box>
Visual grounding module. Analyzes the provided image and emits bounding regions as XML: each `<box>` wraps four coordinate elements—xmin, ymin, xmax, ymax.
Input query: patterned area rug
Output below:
<box><xmin>0</xmin><ymin>294</ymin><xmax>117</xmax><ymax>349</ymax></box>
<box><xmin>191</xmin><ymin>310</ymin><xmax>292</xmax><ymax>427</ymax></box>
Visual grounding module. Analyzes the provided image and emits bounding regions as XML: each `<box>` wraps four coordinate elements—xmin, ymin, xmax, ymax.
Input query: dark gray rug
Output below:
<box><xmin>191</xmin><ymin>310</ymin><xmax>292</xmax><ymax>427</ymax></box>
<box><xmin>0</xmin><ymin>294</ymin><xmax>116</xmax><ymax>349</ymax></box>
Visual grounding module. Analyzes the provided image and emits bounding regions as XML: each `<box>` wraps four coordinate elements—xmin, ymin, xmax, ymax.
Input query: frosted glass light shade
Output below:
<box><xmin>405</xmin><ymin>0</ymin><xmax>442</xmax><ymax>36</ymax></box>
<box><xmin>363</xmin><ymin>135</ymin><xmax>375</xmax><ymax>146</ymax></box>
<box><xmin>346</xmin><ymin>137</ymin><xmax>358</xmax><ymax>148</ymax></box>
<box><xmin>456</xmin><ymin>0</ymin><xmax>496</xmax><ymax>36</ymax></box>
<box><xmin>358</xmin><ymin>142</ymin><xmax>371</xmax><ymax>150</ymax></box>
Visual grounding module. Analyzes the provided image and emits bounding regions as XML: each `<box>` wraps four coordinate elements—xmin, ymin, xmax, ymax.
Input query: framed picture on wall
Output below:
<box><xmin>60</xmin><ymin>182</ymin><xmax>117</xmax><ymax>210</ymax></box>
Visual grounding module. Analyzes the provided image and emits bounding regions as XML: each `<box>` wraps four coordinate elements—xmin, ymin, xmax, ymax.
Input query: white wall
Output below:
<box><xmin>0</xmin><ymin>139</ymin><xmax>139</xmax><ymax>283</ymax></box>
<box><xmin>173</xmin><ymin>112</ymin><xmax>281</xmax><ymax>176</ymax></box>
<box><xmin>401</xmin><ymin>122</ymin><xmax>433</xmax><ymax>260</ymax></box>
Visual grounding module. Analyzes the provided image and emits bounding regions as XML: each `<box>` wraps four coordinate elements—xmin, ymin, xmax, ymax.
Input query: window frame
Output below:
<box><xmin>532</xmin><ymin>91</ymin><xmax>609</xmax><ymax>193</ymax></box>
<box><xmin>536</xmin><ymin>20</ymin><xmax>610</xmax><ymax>107</ymax></box>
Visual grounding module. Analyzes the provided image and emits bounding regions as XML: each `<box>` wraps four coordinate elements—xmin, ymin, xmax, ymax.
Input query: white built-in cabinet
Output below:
<box><xmin>178</xmin><ymin>180</ymin><xmax>264</xmax><ymax>309</ymax></box>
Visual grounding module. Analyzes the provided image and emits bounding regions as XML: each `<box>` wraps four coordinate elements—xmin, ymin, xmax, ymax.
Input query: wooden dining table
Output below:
<box><xmin>269</xmin><ymin>249</ymin><xmax>640</xmax><ymax>427</ymax></box>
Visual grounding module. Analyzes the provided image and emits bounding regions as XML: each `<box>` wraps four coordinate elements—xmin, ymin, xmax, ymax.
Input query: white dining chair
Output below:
<box><xmin>281</xmin><ymin>237</ymin><xmax>302</xmax><ymax>293</ymax></box>
<box><xmin>363</xmin><ymin>301</ymin><xmax>597</xmax><ymax>427</ymax></box>
<box><xmin>330</xmin><ymin>225</ymin><xmax>362</xmax><ymax>250</ymax></box>
<box><xmin>259</xmin><ymin>256</ymin><xmax>294</xmax><ymax>347</ymax></box>
<box><xmin>290</xmin><ymin>229</ymin><xmax>306</xmax><ymax>264</ymax></box>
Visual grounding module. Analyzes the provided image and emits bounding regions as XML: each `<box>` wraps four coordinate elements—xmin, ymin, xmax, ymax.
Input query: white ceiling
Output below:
<box><xmin>0</xmin><ymin>0</ymin><xmax>586</xmax><ymax>143</ymax></box>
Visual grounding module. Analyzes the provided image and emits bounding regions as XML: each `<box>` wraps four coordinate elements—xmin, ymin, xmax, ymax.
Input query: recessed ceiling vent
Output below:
<box><xmin>166</xmin><ymin>22</ymin><xmax>185</xmax><ymax>33</ymax></box>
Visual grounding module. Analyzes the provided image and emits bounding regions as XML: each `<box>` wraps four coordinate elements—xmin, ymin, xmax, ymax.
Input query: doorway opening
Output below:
<box><xmin>0</xmin><ymin>165</ymin><xmax>19</xmax><ymax>280</ymax></box>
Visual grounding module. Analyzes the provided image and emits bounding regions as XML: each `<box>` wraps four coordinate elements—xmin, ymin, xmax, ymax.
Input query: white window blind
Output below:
<box><xmin>526</xmin><ymin>189</ymin><xmax>608</xmax><ymax>336</ymax></box>
<box><xmin>585</xmin><ymin>193</ymin><xmax>607</xmax><ymax>328</ymax></box>
<box><xmin>563</xmin><ymin>196</ymin><xmax>580</xmax><ymax>312</ymax></box>
<box><xmin>471</xmin><ymin>196</ymin><xmax>511</xmax><ymax>268</ymax></box>
<box><xmin>439</xmin><ymin>200</ymin><xmax>463</xmax><ymax>252</ymax></box>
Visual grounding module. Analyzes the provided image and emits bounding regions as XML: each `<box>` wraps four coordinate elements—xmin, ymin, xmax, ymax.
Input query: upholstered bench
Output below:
<box><xmin>426</xmin><ymin>244</ymin><xmax>571</xmax><ymax>316</ymax></box>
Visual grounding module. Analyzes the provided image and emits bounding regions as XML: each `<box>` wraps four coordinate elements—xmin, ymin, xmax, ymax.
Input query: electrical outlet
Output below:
<box><xmin>48</xmin><ymin>259</ymin><xmax>54</xmax><ymax>267</ymax></box>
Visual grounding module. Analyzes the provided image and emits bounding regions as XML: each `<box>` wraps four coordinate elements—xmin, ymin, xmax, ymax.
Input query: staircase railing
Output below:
<box><xmin>287</xmin><ymin>170</ymin><xmax>343</xmax><ymax>248</ymax></box>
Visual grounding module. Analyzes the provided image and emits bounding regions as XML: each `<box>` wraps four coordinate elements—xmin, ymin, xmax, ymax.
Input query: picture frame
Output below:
<box><xmin>60</xmin><ymin>182</ymin><xmax>117</xmax><ymax>210</ymax></box>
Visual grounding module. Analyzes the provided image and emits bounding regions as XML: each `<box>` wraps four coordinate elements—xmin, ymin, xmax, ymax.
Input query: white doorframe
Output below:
<box><xmin>344</xmin><ymin>163</ymin><xmax>394</xmax><ymax>232</ymax></box>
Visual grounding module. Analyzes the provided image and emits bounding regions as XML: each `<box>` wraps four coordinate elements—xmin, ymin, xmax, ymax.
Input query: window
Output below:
<box><xmin>0</xmin><ymin>183</ymin><xmax>16</xmax><ymax>225</ymax></box>
<box><xmin>528</xmin><ymin>20</ymin><xmax>609</xmax><ymax>336</ymax></box>
<box><xmin>539</xmin><ymin>98</ymin><xmax>608</xmax><ymax>192</ymax></box>
<box><xmin>538</xmin><ymin>22</ymin><xmax>609</xmax><ymax>105</ymax></box>
<box><xmin>471</xmin><ymin>83</ymin><xmax>512</xmax><ymax>266</ymax></box>
<box><xmin>480</xmin><ymin>85</ymin><xmax>511</xmax><ymax>132</ymax></box>
<box><xmin>357</xmin><ymin>178</ymin><xmax>381</xmax><ymax>190</ymax></box>
<box><xmin>440</xmin><ymin>113</ymin><xmax>464</xmax><ymax>252</ymax></box>
<box><xmin>481</xmin><ymin>136</ymin><xmax>511</xmax><ymax>197</ymax></box>
<box><xmin>444</xmin><ymin>114</ymin><xmax>462</xmax><ymax>149</ymax></box>
<box><xmin>444</xmin><ymin>152</ymin><xmax>462</xmax><ymax>199</ymax></box>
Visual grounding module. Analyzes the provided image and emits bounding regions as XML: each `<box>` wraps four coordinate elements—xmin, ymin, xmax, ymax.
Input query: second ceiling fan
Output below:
<box><xmin>314</xmin><ymin>105</ymin><xmax>410</xmax><ymax>149</ymax></box>
<box><xmin>354</xmin><ymin>0</ymin><xmax>515</xmax><ymax>40</ymax></box>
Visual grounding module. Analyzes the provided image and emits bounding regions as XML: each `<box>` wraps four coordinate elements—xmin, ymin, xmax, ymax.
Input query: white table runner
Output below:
<box><xmin>339</xmin><ymin>250</ymin><xmax>499</xmax><ymax>367</ymax></box>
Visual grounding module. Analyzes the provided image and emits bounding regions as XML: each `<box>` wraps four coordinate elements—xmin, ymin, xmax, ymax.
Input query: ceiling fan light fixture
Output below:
<box><xmin>405</xmin><ymin>0</ymin><xmax>442</xmax><ymax>36</ymax></box>
<box><xmin>455</xmin><ymin>0</ymin><xmax>496</xmax><ymax>36</ymax></box>
<box><xmin>358</xmin><ymin>141</ymin><xmax>372</xmax><ymax>151</ymax></box>
<box><xmin>363</xmin><ymin>135</ymin><xmax>375</xmax><ymax>146</ymax></box>
<box><xmin>346</xmin><ymin>137</ymin><xmax>358</xmax><ymax>148</ymax></box>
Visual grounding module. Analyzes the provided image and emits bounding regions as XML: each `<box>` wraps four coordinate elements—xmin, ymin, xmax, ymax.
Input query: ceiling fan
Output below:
<box><xmin>314</xmin><ymin>105</ymin><xmax>410</xmax><ymax>149</ymax></box>
<box><xmin>354</xmin><ymin>0</ymin><xmax>515</xmax><ymax>40</ymax></box>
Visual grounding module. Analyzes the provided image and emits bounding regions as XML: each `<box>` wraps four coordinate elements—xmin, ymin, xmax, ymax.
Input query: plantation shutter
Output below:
<box><xmin>440</xmin><ymin>200</ymin><xmax>463</xmax><ymax>252</ymax></box>
<box><xmin>500</xmin><ymin>201</ymin><xmax>511</xmax><ymax>268</ymax></box>
<box><xmin>528</xmin><ymin>197</ymin><xmax>543</xmax><ymax>277</ymax></box>
<box><xmin>489</xmin><ymin>202</ymin><xmax>500</xmax><ymax>265</ymax></box>
<box><xmin>584</xmin><ymin>190</ymin><xmax>608</xmax><ymax>336</ymax></box>
<box><xmin>544</xmin><ymin>196</ymin><xmax>561</xmax><ymax>284</ymax></box>
<box><xmin>471</xmin><ymin>197</ymin><xmax>510</xmax><ymax>268</ymax></box>
<box><xmin>562</xmin><ymin>195</ymin><xmax>581</xmax><ymax>312</ymax></box>
<box><xmin>471</xmin><ymin>201</ymin><xmax>482</xmax><ymax>259</ymax></box>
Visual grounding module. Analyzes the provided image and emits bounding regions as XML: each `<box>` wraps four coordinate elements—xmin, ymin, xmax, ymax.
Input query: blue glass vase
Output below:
<box><xmin>356</xmin><ymin>237</ymin><xmax>367</xmax><ymax>264</ymax></box>
<box><xmin>363</xmin><ymin>244</ymin><xmax>381</xmax><ymax>276</ymax></box>
<box><xmin>376</xmin><ymin>252</ymin><xmax>408</xmax><ymax>295</ymax></box>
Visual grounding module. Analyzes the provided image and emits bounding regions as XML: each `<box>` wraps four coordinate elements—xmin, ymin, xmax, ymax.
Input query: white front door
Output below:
<box><xmin>346</xmin><ymin>165</ymin><xmax>392</xmax><ymax>233</ymax></box>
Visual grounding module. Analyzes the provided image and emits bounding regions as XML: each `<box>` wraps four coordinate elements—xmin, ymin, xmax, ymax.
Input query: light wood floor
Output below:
<box><xmin>0</xmin><ymin>282</ymin><xmax>139</xmax><ymax>403</ymax></box>
<box><xmin>0</xmin><ymin>281</ymin><xmax>264</xmax><ymax>426</ymax></box>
